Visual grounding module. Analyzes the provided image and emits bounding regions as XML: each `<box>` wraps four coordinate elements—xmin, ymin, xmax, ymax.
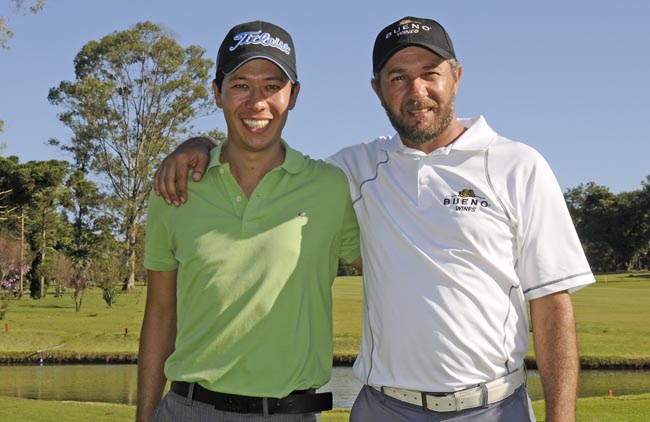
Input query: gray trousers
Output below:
<box><xmin>350</xmin><ymin>385</ymin><xmax>535</xmax><ymax>422</ymax></box>
<box><xmin>152</xmin><ymin>391</ymin><xmax>321</xmax><ymax>422</ymax></box>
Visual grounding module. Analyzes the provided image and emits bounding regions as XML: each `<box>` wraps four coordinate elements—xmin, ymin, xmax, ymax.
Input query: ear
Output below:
<box><xmin>453</xmin><ymin>65</ymin><xmax>463</xmax><ymax>96</ymax></box>
<box><xmin>288</xmin><ymin>82</ymin><xmax>301</xmax><ymax>110</ymax></box>
<box><xmin>213</xmin><ymin>80</ymin><xmax>223</xmax><ymax>109</ymax></box>
<box><xmin>370</xmin><ymin>77</ymin><xmax>381</xmax><ymax>97</ymax></box>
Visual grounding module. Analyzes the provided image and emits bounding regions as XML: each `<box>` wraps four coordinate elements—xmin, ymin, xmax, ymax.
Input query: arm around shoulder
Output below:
<box><xmin>153</xmin><ymin>136</ymin><xmax>216</xmax><ymax>206</ymax></box>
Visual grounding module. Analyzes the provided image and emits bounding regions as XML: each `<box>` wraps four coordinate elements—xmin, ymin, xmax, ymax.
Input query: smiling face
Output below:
<box><xmin>215</xmin><ymin>58</ymin><xmax>299</xmax><ymax>153</ymax></box>
<box><xmin>372</xmin><ymin>46</ymin><xmax>462</xmax><ymax>152</ymax></box>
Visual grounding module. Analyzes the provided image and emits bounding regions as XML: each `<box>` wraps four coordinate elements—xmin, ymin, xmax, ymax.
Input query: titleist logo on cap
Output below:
<box><xmin>216</xmin><ymin>21</ymin><xmax>298</xmax><ymax>83</ymax></box>
<box><xmin>229</xmin><ymin>30</ymin><xmax>292</xmax><ymax>55</ymax></box>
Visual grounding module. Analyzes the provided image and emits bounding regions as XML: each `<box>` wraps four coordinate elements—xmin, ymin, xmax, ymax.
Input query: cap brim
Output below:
<box><xmin>222</xmin><ymin>54</ymin><xmax>296</xmax><ymax>83</ymax></box>
<box><xmin>376</xmin><ymin>43</ymin><xmax>454</xmax><ymax>74</ymax></box>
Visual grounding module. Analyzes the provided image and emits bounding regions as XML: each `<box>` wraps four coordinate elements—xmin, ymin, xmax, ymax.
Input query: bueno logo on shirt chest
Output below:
<box><xmin>443</xmin><ymin>188</ymin><xmax>490</xmax><ymax>213</ymax></box>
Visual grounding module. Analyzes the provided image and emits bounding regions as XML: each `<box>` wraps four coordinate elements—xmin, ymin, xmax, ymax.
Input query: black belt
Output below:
<box><xmin>170</xmin><ymin>381</ymin><xmax>333</xmax><ymax>415</ymax></box>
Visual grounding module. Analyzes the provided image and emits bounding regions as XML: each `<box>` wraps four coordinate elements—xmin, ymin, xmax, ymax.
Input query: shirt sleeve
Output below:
<box><xmin>143</xmin><ymin>194</ymin><xmax>178</xmax><ymax>271</ymax></box>
<box><xmin>511</xmin><ymin>147</ymin><xmax>595</xmax><ymax>300</ymax></box>
<box><xmin>338</xmin><ymin>191</ymin><xmax>361</xmax><ymax>264</ymax></box>
<box><xmin>327</xmin><ymin>147</ymin><xmax>362</xmax><ymax>203</ymax></box>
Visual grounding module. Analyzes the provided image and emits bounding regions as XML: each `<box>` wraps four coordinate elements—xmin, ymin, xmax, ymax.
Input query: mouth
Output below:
<box><xmin>242</xmin><ymin>118</ymin><xmax>271</xmax><ymax>129</ymax></box>
<box><xmin>404</xmin><ymin>100</ymin><xmax>438</xmax><ymax>117</ymax></box>
<box><xmin>407</xmin><ymin>107</ymin><xmax>433</xmax><ymax>116</ymax></box>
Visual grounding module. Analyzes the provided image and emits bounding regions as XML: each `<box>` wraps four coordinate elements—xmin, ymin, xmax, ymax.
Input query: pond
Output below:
<box><xmin>1</xmin><ymin>365</ymin><xmax>649</xmax><ymax>408</ymax></box>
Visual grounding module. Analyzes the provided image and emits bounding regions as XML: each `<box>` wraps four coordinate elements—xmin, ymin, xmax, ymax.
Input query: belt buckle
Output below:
<box><xmin>220</xmin><ymin>395</ymin><xmax>245</xmax><ymax>413</ymax></box>
<box><xmin>424</xmin><ymin>391</ymin><xmax>456</xmax><ymax>412</ymax></box>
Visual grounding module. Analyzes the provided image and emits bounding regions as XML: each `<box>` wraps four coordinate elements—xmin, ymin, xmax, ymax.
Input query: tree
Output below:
<box><xmin>0</xmin><ymin>188</ymin><xmax>12</xmax><ymax>220</ymax></box>
<box><xmin>565</xmin><ymin>179</ymin><xmax>650</xmax><ymax>272</ymax></box>
<box><xmin>566</xmin><ymin>182</ymin><xmax>619</xmax><ymax>272</ymax></box>
<box><xmin>0</xmin><ymin>0</ymin><xmax>44</xmax><ymax>49</ymax></box>
<box><xmin>0</xmin><ymin>156</ymin><xmax>64</xmax><ymax>297</ymax></box>
<box><xmin>613</xmin><ymin>190</ymin><xmax>649</xmax><ymax>270</ymax></box>
<box><xmin>67</xmin><ymin>261</ymin><xmax>91</xmax><ymax>312</ymax></box>
<box><xmin>631</xmin><ymin>175</ymin><xmax>650</xmax><ymax>269</ymax></box>
<box><xmin>93</xmin><ymin>247</ymin><xmax>127</xmax><ymax>308</ymax></box>
<box><xmin>8</xmin><ymin>159</ymin><xmax>70</xmax><ymax>298</ymax></box>
<box><xmin>41</xmin><ymin>250</ymin><xmax>73</xmax><ymax>298</ymax></box>
<box><xmin>0</xmin><ymin>157</ymin><xmax>25</xmax><ymax>295</ymax></box>
<box><xmin>0</xmin><ymin>236</ymin><xmax>29</xmax><ymax>319</ymax></box>
<box><xmin>206</xmin><ymin>128</ymin><xmax>227</xmax><ymax>144</ymax></box>
<box><xmin>59</xmin><ymin>169</ymin><xmax>104</xmax><ymax>263</ymax></box>
<box><xmin>49</xmin><ymin>21</ymin><xmax>216</xmax><ymax>290</ymax></box>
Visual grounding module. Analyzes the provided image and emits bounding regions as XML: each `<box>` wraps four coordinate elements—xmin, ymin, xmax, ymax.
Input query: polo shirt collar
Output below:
<box><xmin>207</xmin><ymin>139</ymin><xmax>304</xmax><ymax>174</ymax></box>
<box><xmin>380</xmin><ymin>115</ymin><xmax>497</xmax><ymax>154</ymax></box>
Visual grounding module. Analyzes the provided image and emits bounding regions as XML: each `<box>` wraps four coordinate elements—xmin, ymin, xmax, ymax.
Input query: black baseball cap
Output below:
<box><xmin>372</xmin><ymin>17</ymin><xmax>456</xmax><ymax>75</ymax></box>
<box><xmin>216</xmin><ymin>20</ymin><xmax>297</xmax><ymax>83</ymax></box>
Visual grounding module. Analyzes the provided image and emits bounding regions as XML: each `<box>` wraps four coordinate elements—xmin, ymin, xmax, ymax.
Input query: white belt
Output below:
<box><xmin>370</xmin><ymin>366</ymin><xmax>525</xmax><ymax>413</ymax></box>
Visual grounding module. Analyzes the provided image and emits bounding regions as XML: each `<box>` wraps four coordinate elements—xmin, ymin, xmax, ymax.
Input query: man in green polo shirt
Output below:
<box><xmin>136</xmin><ymin>21</ymin><xmax>360</xmax><ymax>422</ymax></box>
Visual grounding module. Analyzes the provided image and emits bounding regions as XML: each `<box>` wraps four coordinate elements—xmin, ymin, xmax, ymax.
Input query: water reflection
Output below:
<box><xmin>1</xmin><ymin>365</ymin><xmax>649</xmax><ymax>408</ymax></box>
<box><xmin>0</xmin><ymin>364</ymin><xmax>138</xmax><ymax>405</ymax></box>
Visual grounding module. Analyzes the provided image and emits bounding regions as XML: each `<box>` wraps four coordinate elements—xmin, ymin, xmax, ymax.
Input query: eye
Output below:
<box><xmin>423</xmin><ymin>71</ymin><xmax>440</xmax><ymax>79</ymax></box>
<box><xmin>232</xmin><ymin>83</ymin><xmax>248</xmax><ymax>89</ymax></box>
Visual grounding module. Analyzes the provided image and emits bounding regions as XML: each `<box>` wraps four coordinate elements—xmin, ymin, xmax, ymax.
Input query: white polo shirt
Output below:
<box><xmin>328</xmin><ymin>116</ymin><xmax>594</xmax><ymax>392</ymax></box>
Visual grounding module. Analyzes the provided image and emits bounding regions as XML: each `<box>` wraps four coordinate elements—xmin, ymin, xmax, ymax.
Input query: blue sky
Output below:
<box><xmin>1</xmin><ymin>0</ymin><xmax>648</xmax><ymax>193</ymax></box>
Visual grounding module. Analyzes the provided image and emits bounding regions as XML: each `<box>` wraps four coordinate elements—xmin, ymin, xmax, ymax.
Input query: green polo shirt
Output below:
<box><xmin>144</xmin><ymin>141</ymin><xmax>360</xmax><ymax>398</ymax></box>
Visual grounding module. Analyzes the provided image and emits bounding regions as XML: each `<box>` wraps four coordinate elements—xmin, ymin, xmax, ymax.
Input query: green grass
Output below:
<box><xmin>0</xmin><ymin>396</ymin><xmax>136</xmax><ymax>422</ymax></box>
<box><xmin>332</xmin><ymin>276</ymin><xmax>363</xmax><ymax>362</ymax></box>
<box><xmin>2</xmin><ymin>395</ymin><xmax>650</xmax><ymax>422</ymax></box>
<box><xmin>534</xmin><ymin>393</ymin><xmax>650</xmax><ymax>422</ymax></box>
<box><xmin>0</xmin><ymin>285</ymin><xmax>146</xmax><ymax>362</ymax></box>
<box><xmin>572</xmin><ymin>272</ymin><xmax>650</xmax><ymax>365</ymax></box>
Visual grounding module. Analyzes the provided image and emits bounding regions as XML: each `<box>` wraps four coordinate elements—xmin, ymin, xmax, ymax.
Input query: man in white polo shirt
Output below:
<box><xmin>153</xmin><ymin>16</ymin><xmax>594</xmax><ymax>422</ymax></box>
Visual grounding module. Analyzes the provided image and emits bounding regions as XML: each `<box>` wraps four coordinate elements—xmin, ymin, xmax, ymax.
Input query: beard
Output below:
<box><xmin>381</xmin><ymin>94</ymin><xmax>456</xmax><ymax>145</ymax></box>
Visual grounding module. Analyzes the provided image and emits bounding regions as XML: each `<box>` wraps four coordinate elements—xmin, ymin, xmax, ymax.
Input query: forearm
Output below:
<box><xmin>185</xmin><ymin>136</ymin><xmax>218</xmax><ymax>151</ymax></box>
<box><xmin>136</xmin><ymin>306</ymin><xmax>176</xmax><ymax>421</ymax></box>
<box><xmin>136</xmin><ymin>271</ymin><xmax>177</xmax><ymax>422</ymax></box>
<box><xmin>530</xmin><ymin>291</ymin><xmax>579</xmax><ymax>422</ymax></box>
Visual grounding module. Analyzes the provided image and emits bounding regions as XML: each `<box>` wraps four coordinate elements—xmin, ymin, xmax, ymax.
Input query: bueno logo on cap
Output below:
<box><xmin>229</xmin><ymin>30</ymin><xmax>292</xmax><ymax>55</ymax></box>
<box><xmin>385</xmin><ymin>19</ymin><xmax>432</xmax><ymax>39</ymax></box>
<box><xmin>373</xmin><ymin>16</ymin><xmax>456</xmax><ymax>75</ymax></box>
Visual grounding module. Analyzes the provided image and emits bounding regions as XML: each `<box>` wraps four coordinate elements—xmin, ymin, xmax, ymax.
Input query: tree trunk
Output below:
<box><xmin>123</xmin><ymin>270</ymin><xmax>135</xmax><ymax>291</ymax></box>
<box><xmin>121</xmin><ymin>206</ymin><xmax>137</xmax><ymax>291</ymax></box>
<box><xmin>19</xmin><ymin>209</ymin><xmax>25</xmax><ymax>298</ymax></box>
<box><xmin>40</xmin><ymin>208</ymin><xmax>46</xmax><ymax>299</ymax></box>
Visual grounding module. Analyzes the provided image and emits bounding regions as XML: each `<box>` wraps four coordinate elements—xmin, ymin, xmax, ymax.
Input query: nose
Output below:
<box><xmin>406</xmin><ymin>77</ymin><xmax>428</xmax><ymax>100</ymax></box>
<box><xmin>247</xmin><ymin>88</ymin><xmax>268</xmax><ymax>111</ymax></box>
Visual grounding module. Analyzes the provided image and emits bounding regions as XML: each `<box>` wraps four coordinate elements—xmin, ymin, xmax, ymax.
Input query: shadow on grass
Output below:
<box><xmin>21</xmin><ymin>303</ymin><xmax>73</xmax><ymax>309</ymax></box>
<box><xmin>627</xmin><ymin>274</ymin><xmax>650</xmax><ymax>280</ymax></box>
